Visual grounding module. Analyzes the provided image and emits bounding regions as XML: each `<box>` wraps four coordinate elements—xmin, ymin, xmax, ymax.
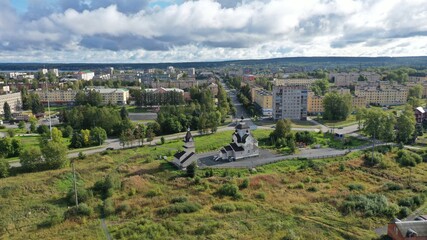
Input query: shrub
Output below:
<box><xmin>398</xmin><ymin>207</ymin><xmax>411</xmax><ymax>218</ymax></box>
<box><xmin>212</xmin><ymin>203</ymin><xmax>236</xmax><ymax>213</ymax></box>
<box><xmin>363</xmin><ymin>152</ymin><xmax>384</xmax><ymax>166</ymax></box>
<box><xmin>65</xmin><ymin>203</ymin><xmax>93</xmax><ymax>219</ymax></box>
<box><xmin>302</xmin><ymin>176</ymin><xmax>312</xmax><ymax>183</ymax></box>
<box><xmin>103</xmin><ymin>198</ymin><xmax>115</xmax><ymax>217</ymax></box>
<box><xmin>339</xmin><ymin>163</ymin><xmax>345</xmax><ymax>172</ymax></box>
<box><xmin>157</xmin><ymin>202</ymin><xmax>202</xmax><ymax>215</ymax></box>
<box><xmin>0</xmin><ymin>160</ymin><xmax>9</xmax><ymax>178</ymax></box>
<box><xmin>341</xmin><ymin>194</ymin><xmax>398</xmax><ymax>217</ymax></box>
<box><xmin>116</xmin><ymin>203</ymin><xmax>131</xmax><ymax>214</ymax></box>
<box><xmin>93</xmin><ymin>173</ymin><xmax>121</xmax><ymax>199</ymax></box>
<box><xmin>307</xmin><ymin>186</ymin><xmax>318</xmax><ymax>192</ymax></box>
<box><xmin>170</xmin><ymin>196</ymin><xmax>187</xmax><ymax>203</ymax></box>
<box><xmin>240</xmin><ymin>178</ymin><xmax>250</xmax><ymax>189</ymax></box>
<box><xmin>217</xmin><ymin>184</ymin><xmax>240</xmax><ymax>198</ymax></box>
<box><xmin>145</xmin><ymin>189</ymin><xmax>162</xmax><ymax>198</ymax></box>
<box><xmin>383</xmin><ymin>182</ymin><xmax>403</xmax><ymax>191</ymax></box>
<box><xmin>66</xmin><ymin>188</ymin><xmax>92</xmax><ymax>206</ymax></box>
<box><xmin>186</xmin><ymin>162</ymin><xmax>197</xmax><ymax>178</ymax></box>
<box><xmin>396</xmin><ymin>150</ymin><xmax>422</xmax><ymax>167</ymax></box>
<box><xmin>348</xmin><ymin>183</ymin><xmax>365</xmax><ymax>191</ymax></box>
<box><xmin>255</xmin><ymin>192</ymin><xmax>266</xmax><ymax>200</ymax></box>
<box><xmin>37</xmin><ymin>207</ymin><xmax>64</xmax><ymax>228</ymax></box>
<box><xmin>194</xmin><ymin>176</ymin><xmax>201</xmax><ymax>185</ymax></box>
<box><xmin>398</xmin><ymin>195</ymin><xmax>425</xmax><ymax>210</ymax></box>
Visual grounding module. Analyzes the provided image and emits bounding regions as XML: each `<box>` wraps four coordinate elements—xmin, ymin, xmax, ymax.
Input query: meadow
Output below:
<box><xmin>0</xmin><ymin>131</ymin><xmax>426</xmax><ymax>240</ymax></box>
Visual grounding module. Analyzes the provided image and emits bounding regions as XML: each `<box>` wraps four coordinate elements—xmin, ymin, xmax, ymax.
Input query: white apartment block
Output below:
<box><xmin>330</xmin><ymin>72</ymin><xmax>382</xmax><ymax>87</ymax></box>
<box><xmin>49</xmin><ymin>69</ymin><xmax>59</xmax><ymax>77</ymax></box>
<box><xmin>273</xmin><ymin>85</ymin><xmax>308</xmax><ymax>120</ymax></box>
<box><xmin>0</xmin><ymin>92</ymin><xmax>22</xmax><ymax>114</ymax></box>
<box><xmin>76</xmin><ymin>71</ymin><xmax>95</xmax><ymax>81</ymax></box>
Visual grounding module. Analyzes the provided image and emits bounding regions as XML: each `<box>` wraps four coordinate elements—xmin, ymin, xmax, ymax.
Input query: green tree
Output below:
<box><xmin>18</xmin><ymin>121</ymin><xmax>25</xmax><ymax>130</ymax></box>
<box><xmin>3</xmin><ymin>102</ymin><xmax>11</xmax><ymax>121</ymax></box>
<box><xmin>19</xmin><ymin>147</ymin><xmax>43</xmax><ymax>171</ymax></box>
<box><xmin>63</xmin><ymin>125</ymin><xmax>74</xmax><ymax>138</ymax></box>
<box><xmin>362</xmin><ymin>108</ymin><xmax>396</xmax><ymax>142</ymax></box>
<box><xmin>29</xmin><ymin>116</ymin><xmax>37</xmax><ymax>133</ymax></box>
<box><xmin>90</xmin><ymin>127</ymin><xmax>107</xmax><ymax>145</ymax></box>
<box><xmin>408</xmin><ymin>84</ymin><xmax>423</xmax><ymax>99</ymax></box>
<box><xmin>396</xmin><ymin>105</ymin><xmax>416</xmax><ymax>144</ymax></box>
<box><xmin>323</xmin><ymin>92</ymin><xmax>352</xmax><ymax>121</ymax></box>
<box><xmin>146</xmin><ymin>128</ymin><xmax>155</xmax><ymax>143</ymax></box>
<box><xmin>133</xmin><ymin>124</ymin><xmax>145</xmax><ymax>146</ymax></box>
<box><xmin>80</xmin><ymin>129</ymin><xmax>91</xmax><ymax>147</ymax></box>
<box><xmin>51</xmin><ymin>127</ymin><xmax>63</xmax><ymax>143</ymax></box>
<box><xmin>7</xmin><ymin>129</ymin><xmax>15</xmax><ymax>137</ymax></box>
<box><xmin>271</xmin><ymin>119</ymin><xmax>292</xmax><ymax>140</ymax></box>
<box><xmin>30</xmin><ymin>93</ymin><xmax>44</xmax><ymax>114</ymax></box>
<box><xmin>311</xmin><ymin>79</ymin><xmax>330</xmax><ymax>96</ymax></box>
<box><xmin>42</xmin><ymin>141</ymin><xmax>68</xmax><ymax>169</ymax></box>
<box><xmin>186</xmin><ymin>162</ymin><xmax>197</xmax><ymax>178</ymax></box>
<box><xmin>120</xmin><ymin>106</ymin><xmax>129</xmax><ymax>120</ymax></box>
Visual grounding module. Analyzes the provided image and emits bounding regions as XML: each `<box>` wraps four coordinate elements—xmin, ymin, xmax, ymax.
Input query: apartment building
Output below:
<box><xmin>330</xmin><ymin>72</ymin><xmax>382</xmax><ymax>87</ymax></box>
<box><xmin>253</xmin><ymin>89</ymin><xmax>273</xmax><ymax>117</ymax></box>
<box><xmin>88</xmin><ymin>88</ymin><xmax>129</xmax><ymax>105</ymax></box>
<box><xmin>274</xmin><ymin>78</ymin><xmax>320</xmax><ymax>88</ymax></box>
<box><xmin>36</xmin><ymin>89</ymin><xmax>77</xmax><ymax>105</ymax></box>
<box><xmin>35</xmin><ymin>88</ymin><xmax>129</xmax><ymax>106</ymax></box>
<box><xmin>273</xmin><ymin>85</ymin><xmax>308</xmax><ymax>120</ymax></box>
<box><xmin>0</xmin><ymin>92</ymin><xmax>22</xmax><ymax>114</ymax></box>
<box><xmin>307</xmin><ymin>91</ymin><xmax>367</xmax><ymax>115</ymax></box>
<box><xmin>354</xmin><ymin>84</ymin><xmax>408</xmax><ymax>106</ymax></box>
<box><xmin>76</xmin><ymin>70</ymin><xmax>95</xmax><ymax>81</ymax></box>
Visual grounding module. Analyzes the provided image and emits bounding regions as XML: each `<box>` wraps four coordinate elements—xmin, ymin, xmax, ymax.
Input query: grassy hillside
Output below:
<box><xmin>0</xmin><ymin>131</ymin><xmax>426</xmax><ymax>239</ymax></box>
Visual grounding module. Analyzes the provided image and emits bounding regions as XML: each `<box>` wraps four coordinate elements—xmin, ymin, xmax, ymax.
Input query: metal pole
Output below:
<box><xmin>72</xmin><ymin>160</ymin><xmax>78</xmax><ymax>207</ymax></box>
<box><xmin>45</xmin><ymin>80</ymin><xmax>52</xmax><ymax>140</ymax></box>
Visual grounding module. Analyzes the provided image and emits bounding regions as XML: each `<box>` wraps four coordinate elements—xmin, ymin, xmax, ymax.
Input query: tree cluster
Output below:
<box><xmin>70</xmin><ymin>127</ymin><xmax>107</xmax><ymax>148</ymax></box>
<box><xmin>21</xmin><ymin>89</ymin><xmax>45</xmax><ymax>114</ymax></box>
<box><xmin>75</xmin><ymin>90</ymin><xmax>103</xmax><ymax>107</ymax></box>
<box><xmin>311</xmin><ymin>79</ymin><xmax>330</xmax><ymax>96</ymax></box>
<box><xmin>269</xmin><ymin>119</ymin><xmax>296</xmax><ymax>152</ymax></box>
<box><xmin>0</xmin><ymin>137</ymin><xmax>22</xmax><ymax>158</ymax></box>
<box><xmin>322</xmin><ymin>92</ymin><xmax>352</xmax><ymax>121</ymax></box>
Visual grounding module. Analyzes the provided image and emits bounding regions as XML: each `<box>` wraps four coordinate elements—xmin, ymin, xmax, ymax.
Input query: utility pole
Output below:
<box><xmin>372</xmin><ymin>131</ymin><xmax>376</xmax><ymax>161</ymax></box>
<box><xmin>45</xmin><ymin>80</ymin><xmax>52</xmax><ymax>140</ymax></box>
<box><xmin>72</xmin><ymin>160</ymin><xmax>79</xmax><ymax>207</ymax></box>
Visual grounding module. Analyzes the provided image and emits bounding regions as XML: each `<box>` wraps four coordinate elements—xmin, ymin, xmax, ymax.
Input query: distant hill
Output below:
<box><xmin>0</xmin><ymin>56</ymin><xmax>426</xmax><ymax>71</ymax></box>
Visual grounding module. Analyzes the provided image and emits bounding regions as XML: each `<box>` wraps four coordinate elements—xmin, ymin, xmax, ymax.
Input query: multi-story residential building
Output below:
<box><xmin>76</xmin><ymin>70</ymin><xmax>95</xmax><ymax>81</ymax></box>
<box><xmin>307</xmin><ymin>91</ymin><xmax>367</xmax><ymax>115</ymax></box>
<box><xmin>274</xmin><ymin>78</ymin><xmax>320</xmax><ymax>88</ymax></box>
<box><xmin>49</xmin><ymin>69</ymin><xmax>59</xmax><ymax>77</ymax></box>
<box><xmin>273</xmin><ymin>83</ymin><xmax>308</xmax><ymax>120</ymax></box>
<box><xmin>35</xmin><ymin>88</ymin><xmax>129</xmax><ymax>106</ymax></box>
<box><xmin>0</xmin><ymin>92</ymin><xmax>22</xmax><ymax>114</ymax></box>
<box><xmin>354</xmin><ymin>84</ymin><xmax>408</xmax><ymax>106</ymax></box>
<box><xmin>330</xmin><ymin>72</ymin><xmax>382</xmax><ymax>87</ymax></box>
<box><xmin>206</xmin><ymin>82</ymin><xmax>219</xmax><ymax>96</ymax></box>
<box><xmin>88</xmin><ymin>88</ymin><xmax>129</xmax><ymax>105</ymax></box>
<box><xmin>253</xmin><ymin>89</ymin><xmax>273</xmax><ymax>117</ymax></box>
<box><xmin>36</xmin><ymin>89</ymin><xmax>77</xmax><ymax>105</ymax></box>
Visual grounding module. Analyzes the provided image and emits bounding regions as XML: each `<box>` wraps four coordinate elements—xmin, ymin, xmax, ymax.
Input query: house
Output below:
<box><xmin>218</xmin><ymin>121</ymin><xmax>259</xmax><ymax>161</ymax></box>
<box><xmin>172</xmin><ymin>129</ymin><xmax>197</xmax><ymax>169</ymax></box>
<box><xmin>388</xmin><ymin>218</ymin><xmax>427</xmax><ymax>240</ymax></box>
<box><xmin>415</xmin><ymin>107</ymin><xmax>426</xmax><ymax>124</ymax></box>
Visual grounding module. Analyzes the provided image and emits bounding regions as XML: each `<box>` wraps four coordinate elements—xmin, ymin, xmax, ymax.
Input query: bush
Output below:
<box><xmin>0</xmin><ymin>160</ymin><xmax>9</xmax><ymax>178</ymax></box>
<box><xmin>65</xmin><ymin>203</ymin><xmax>93</xmax><ymax>219</ymax></box>
<box><xmin>383</xmin><ymin>182</ymin><xmax>403</xmax><ymax>191</ymax></box>
<box><xmin>307</xmin><ymin>186</ymin><xmax>318</xmax><ymax>192</ymax></box>
<box><xmin>145</xmin><ymin>189</ymin><xmax>162</xmax><ymax>198</ymax></box>
<box><xmin>398</xmin><ymin>195</ymin><xmax>425</xmax><ymax>210</ymax></box>
<box><xmin>398</xmin><ymin>207</ymin><xmax>411</xmax><ymax>218</ymax></box>
<box><xmin>116</xmin><ymin>203</ymin><xmax>131</xmax><ymax>214</ymax></box>
<box><xmin>38</xmin><ymin>209</ymin><xmax>64</xmax><ymax>228</ymax></box>
<box><xmin>66</xmin><ymin>188</ymin><xmax>92</xmax><ymax>206</ymax></box>
<box><xmin>302</xmin><ymin>176</ymin><xmax>312</xmax><ymax>183</ymax></box>
<box><xmin>348</xmin><ymin>183</ymin><xmax>365</xmax><ymax>191</ymax></box>
<box><xmin>186</xmin><ymin>162</ymin><xmax>197</xmax><ymax>178</ymax></box>
<box><xmin>239</xmin><ymin>178</ymin><xmax>250</xmax><ymax>189</ymax></box>
<box><xmin>7</xmin><ymin>129</ymin><xmax>15</xmax><ymax>137</ymax></box>
<box><xmin>157</xmin><ymin>202</ymin><xmax>202</xmax><ymax>215</ymax></box>
<box><xmin>103</xmin><ymin>198</ymin><xmax>115</xmax><ymax>217</ymax></box>
<box><xmin>170</xmin><ymin>196</ymin><xmax>187</xmax><ymax>203</ymax></box>
<box><xmin>363</xmin><ymin>152</ymin><xmax>384</xmax><ymax>166</ymax></box>
<box><xmin>341</xmin><ymin>194</ymin><xmax>398</xmax><ymax>217</ymax></box>
<box><xmin>217</xmin><ymin>184</ymin><xmax>240</xmax><ymax>198</ymax></box>
<box><xmin>93</xmin><ymin>173</ymin><xmax>121</xmax><ymax>199</ymax></box>
<box><xmin>396</xmin><ymin>150</ymin><xmax>422</xmax><ymax>167</ymax></box>
<box><xmin>212</xmin><ymin>203</ymin><xmax>236</xmax><ymax>213</ymax></box>
<box><xmin>255</xmin><ymin>192</ymin><xmax>266</xmax><ymax>200</ymax></box>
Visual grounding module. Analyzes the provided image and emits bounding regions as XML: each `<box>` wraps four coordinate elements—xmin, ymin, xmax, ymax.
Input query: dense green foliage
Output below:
<box><xmin>3</xmin><ymin>102</ymin><xmax>11</xmax><ymax>121</ymax></box>
<box><xmin>363</xmin><ymin>152</ymin><xmax>384</xmax><ymax>167</ymax></box>
<box><xmin>0</xmin><ymin>137</ymin><xmax>22</xmax><ymax>158</ymax></box>
<box><xmin>341</xmin><ymin>194</ymin><xmax>398</xmax><ymax>217</ymax></box>
<box><xmin>322</xmin><ymin>92</ymin><xmax>352</xmax><ymax>121</ymax></box>
<box><xmin>311</xmin><ymin>79</ymin><xmax>330</xmax><ymax>96</ymax></box>
<box><xmin>395</xmin><ymin>150</ymin><xmax>422</xmax><ymax>167</ymax></box>
<box><xmin>75</xmin><ymin>90</ymin><xmax>103</xmax><ymax>106</ymax></box>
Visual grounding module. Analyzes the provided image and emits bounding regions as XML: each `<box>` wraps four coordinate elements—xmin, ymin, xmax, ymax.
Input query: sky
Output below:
<box><xmin>0</xmin><ymin>0</ymin><xmax>427</xmax><ymax>63</ymax></box>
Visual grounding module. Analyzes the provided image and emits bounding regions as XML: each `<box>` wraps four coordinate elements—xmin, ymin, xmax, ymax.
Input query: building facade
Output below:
<box><xmin>253</xmin><ymin>89</ymin><xmax>273</xmax><ymax>117</ymax></box>
<box><xmin>273</xmin><ymin>84</ymin><xmax>308</xmax><ymax>120</ymax></box>
<box><xmin>354</xmin><ymin>84</ymin><xmax>408</xmax><ymax>106</ymax></box>
<box><xmin>0</xmin><ymin>92</ymin><xmax>22</xmax><ymax>114</ymax></box>
<box><xmin>218</xmin><ymin>122</ymin><xmax>259</xmax><ymax>161</ymax></box>
<box><xmin>173</xmin><ymin>129</ymin><xmax>197</xmax><ymax>169</ymax></box>
<box><xmin>35</xmin><ymin>88</ymin><xmax>129</xmax><ymax>105</ymax></box>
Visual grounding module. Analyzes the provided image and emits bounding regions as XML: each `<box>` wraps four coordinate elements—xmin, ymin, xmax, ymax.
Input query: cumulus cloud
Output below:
<box><xmin>0</xmin><ymin>0</ymin><xmax>426</xmax><ymax>62</ymax></box>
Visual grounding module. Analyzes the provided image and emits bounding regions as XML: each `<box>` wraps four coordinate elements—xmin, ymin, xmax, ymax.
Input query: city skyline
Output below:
<box><xmin>1</xmin><ymin>0</ymin><xmax>427</xmax><ymax>63</ymax></box>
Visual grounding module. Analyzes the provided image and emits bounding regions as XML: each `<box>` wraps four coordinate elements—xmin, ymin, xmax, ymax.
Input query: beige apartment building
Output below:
<box><xmin>35</xmin><ymin>88</ymin><xmax>130</xmax><ymax>105</ymax></box>
<box><xmin>354</xmin><ymin>85</ymin><xmax>408</xmax><ymax>106</ymax></box>
<box><xmin>0</xmin><ymin>92</ymin><xmax>22</xmax><ymax>114</ymax></box>
<box><xmin>253</xmin><ymin>89</ymin><xmax>273</xmax><ymax>116</ymax></box>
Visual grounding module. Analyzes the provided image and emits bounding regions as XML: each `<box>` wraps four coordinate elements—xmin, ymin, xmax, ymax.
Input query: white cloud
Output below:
<box><xmin>0</xmin><ymin>0</ymin><xmax>426</xmax><ymax>62</ymax></box>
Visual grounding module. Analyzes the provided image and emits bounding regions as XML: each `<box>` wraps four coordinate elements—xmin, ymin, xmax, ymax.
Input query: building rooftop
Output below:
<box><xmin>395</xmin><ymin>220</ymin><xmax>427</xmax><ymax>237</ymax></box>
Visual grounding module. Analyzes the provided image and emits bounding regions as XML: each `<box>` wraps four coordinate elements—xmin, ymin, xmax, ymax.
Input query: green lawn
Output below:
<box><xmin>315</xmin><ymin>115</ymin><xmax>358</xmax><ymax>127</ymax></box>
